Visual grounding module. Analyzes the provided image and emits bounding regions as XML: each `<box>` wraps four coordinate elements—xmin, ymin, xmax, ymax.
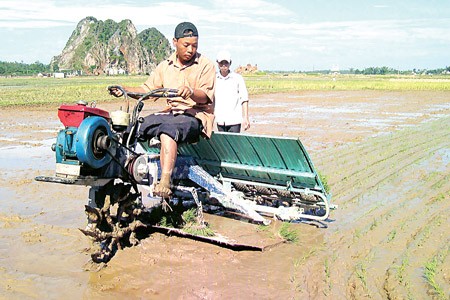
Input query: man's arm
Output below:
<box><xmin>186</xmin><ymin>57</ymin><xmax>215</xmax><ymax>105</ymax></box>
<box><xmin>239</xmin><ymin>74</ymin><xmax>250</xmax><ymax>130</ymax></box>
<box><xmin>242</xmin><ymin>101</ymin><xmax>250</xmax><ymax>130</ymax></box>
<box><xmin>178</xmin><ymin>86</ymin><xmax>209</xmax><ymax>104</ymax></box>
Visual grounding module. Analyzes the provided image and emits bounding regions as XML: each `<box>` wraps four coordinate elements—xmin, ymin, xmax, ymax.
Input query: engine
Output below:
<box><xmin>54</xmin><ymin>101</ymin><xmax>114</xmax><ymax>176</ymax></box>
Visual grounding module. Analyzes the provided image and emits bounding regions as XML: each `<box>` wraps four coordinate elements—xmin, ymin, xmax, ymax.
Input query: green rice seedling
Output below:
<box><xmin>399</xmin><ymin>219</ymin><xmax>408</xmax><ymax>230</ymax></box>
<box><xmin>396</xmin><ymin>256</ymin><xmax>409</xmax><ymax>285</ymax></box>
<box><xmin>154</xmin><ymin>207</ymin><xmax>213</xmax><ymax>237</ymax></box>
<box><xmin>430</xmin><ymin>175</ymin><xmax>448</xmax><ymax>190</ymax></box>
<box><xmin>428</xmin><ymin>192</ymin><xmax>446</xmax><ymax>205</ymax></box>
<box><xmin>293</xmin><ymin>248</ymin><xmax>318</xmax><ymax>268</ymax></box>
<box><xmin>387</xmin><ymin>229</ymin><xmax>396</xmax><ymax>242</ymax></box>
<box><xmin>324</xmin><ymin>258</ymin><xmax>331</xmax><ymax>290</ymax></box>
<box><xmin>288</xmin><ymin>275</ymin><xmax>303</xmax><ymax>293</ymax></box>
<box><xmin>369</xmin><ymin>218</ymin><xmax>379</xmax><ymax>231</ymax></box>
<box><xmin>353</xmin><ymin>228</ymin><xmax>362</xmax><ymax>241</ymax></box>
<box><xmin>182</xmin><ymin>208</ymin><xmax>215</xmax><ymax>237</ymax></box>
<box><xmin>181</xmin><ymin>208</ymin><xmax>197</xmax><ymax>223</ymax></box>
<box><xmin>278</xmin><ymin>223</ymin><xmax>298</xmax><ymax>243</ymax></box>
<box><xmin>324</xmin><ymin>253</ymin><xmax>337</xmax><ymax>296</ymax></box>
<box><xmin>363</xmin><ymin>203</ymin><xmax>384</xmax><ymax>218</ymax></box>
<box><xmin>417</xmin><ymin>225</ymin><xmax>432</xmax><ymax>248</ymax></box>
<box><xmin>424</xmin><ymin>255</ymin><xmax>446</xmax><ymax>299</ymax></box>
<box><xmin>256</xmin><ymin>223</ymin><xmax>275</xmax><ymax>239</ymax></box>
<box><xmin>159</xmin><ymin>216</ymin><xmax>171</xmax><ymax>228</ymax></box>
<box><xmin>318</xmin><ymin>172</ymin><xmax>330</xmax><ymax>194</ymax></box>
<box><xmin>355</xmin><ymin>263</ymin><xmax>368</xmax><ymax>291</ymax></box>
<box><xmin>183</xmin><ymin>225</ymin><xmax>215</xmax><ymax>237</ymax></box>
<box><xmin>257</xmin><ymin>224</ymin><xmax>270</xmax><ymax>232</ymax></box>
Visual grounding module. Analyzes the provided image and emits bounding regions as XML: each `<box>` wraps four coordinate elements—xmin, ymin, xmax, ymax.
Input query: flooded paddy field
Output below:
<box><xmin>0</xmin><ymin>90</ymin><xmax>448</xmax><ymax>299</ymax></box>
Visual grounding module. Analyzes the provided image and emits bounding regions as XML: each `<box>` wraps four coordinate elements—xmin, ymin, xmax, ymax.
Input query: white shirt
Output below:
<box><xmin>214</xmin><ymin>71</ymin><xmax>249</xmax><ymax>126</ymax></box>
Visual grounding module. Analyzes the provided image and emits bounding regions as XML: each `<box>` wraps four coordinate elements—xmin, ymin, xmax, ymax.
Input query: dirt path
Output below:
<box><xmin>0</xmin><ymin>91</ymin><xmax>448</xmax><ymax>299</ymax></box>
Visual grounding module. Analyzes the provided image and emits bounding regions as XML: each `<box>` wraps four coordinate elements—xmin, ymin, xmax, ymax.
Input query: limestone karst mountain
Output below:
<box><xmin>50</xmin><ymin>17</ymin><xmax>172</xmax><ymax>75</ymax></box>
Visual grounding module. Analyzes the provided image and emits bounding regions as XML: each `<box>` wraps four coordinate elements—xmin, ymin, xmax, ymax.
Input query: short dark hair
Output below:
<box><xmin>174</xmin><ymin>22</ymin><xmax>198</xmax><ymax>39</ymax></box>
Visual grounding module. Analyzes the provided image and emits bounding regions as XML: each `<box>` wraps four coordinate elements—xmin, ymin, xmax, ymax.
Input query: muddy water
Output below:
<box><xmin>0</xmin><ymin>91</ymin><xmax>449</xmax><ymax>299</ymax></box>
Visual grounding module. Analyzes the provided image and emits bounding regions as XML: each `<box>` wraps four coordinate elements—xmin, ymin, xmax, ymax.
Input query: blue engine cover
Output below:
<box><xmin>76</xmin><ymin>116</ymin><xmax>113</xmax><ymax>169</ymax></box>
<box><xmin>55</xmin><ymin>116</ymin><xmax>113</xmax><ymax>169</ymax></box>
<box><xmin>55</xmin><ymin>127</ymin><xmax>79</xmax><ymax>165</ymax></box>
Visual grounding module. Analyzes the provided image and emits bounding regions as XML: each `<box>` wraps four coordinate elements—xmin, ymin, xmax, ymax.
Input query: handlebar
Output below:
<box><xmin>108</xmin><ymin>85</ymin><xmax>179</xmax><ymax>101</ymax></box>
<box><xmin>107</xmin><ymin>85</ymin><xmax>181</xmax><ymax>148</ymax></box>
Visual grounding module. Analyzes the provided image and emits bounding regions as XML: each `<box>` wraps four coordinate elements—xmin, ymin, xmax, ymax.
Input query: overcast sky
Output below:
<box><xmin>1</xmin><ymin>0</ymin><xmax>449</xmax><ymax>71</ymax></box>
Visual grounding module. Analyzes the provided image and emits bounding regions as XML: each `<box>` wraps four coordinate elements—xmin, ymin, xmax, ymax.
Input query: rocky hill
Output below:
<box><xmin>50</xmin><ymin>17</ymin><xmax>172</xmax><ymax>75</ymax></box>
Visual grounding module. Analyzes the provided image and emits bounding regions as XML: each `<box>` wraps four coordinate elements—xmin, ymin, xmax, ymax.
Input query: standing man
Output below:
<box><xmin>110</xmin><ymin>22</ymin><xmax>215</xmax><ymax>198</ymax></box>
<box><xmin>214</xmin><ymin>50</ymin><xmax>250</xmax><ymax>133</ymax></box>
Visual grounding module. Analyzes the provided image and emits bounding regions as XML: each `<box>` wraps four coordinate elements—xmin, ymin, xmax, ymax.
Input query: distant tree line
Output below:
<box><xmin>303</xmin><ymin>66</ymin><xmax>450</xmax><ymax>75</ymax></box>
<box><xmin>348</xmin><ymin>66</ymin><xmax>450</xmax><ymax>75</ymax></box>
<box><xmin>0</xmin><ymin>61</ymin><xmax>50</xmax><ymax>76</ymax></box>
<box><xmin>1</xmin><ymin>60</ymin><xmax>449</xmax><ymax>76</ymax></box>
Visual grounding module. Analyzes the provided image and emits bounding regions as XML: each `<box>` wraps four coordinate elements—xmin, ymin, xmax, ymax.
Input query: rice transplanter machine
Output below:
<box><xmin>35</xmin><ymin>86</ymin><xmax>334</xmax><ymax>262</ymax></box>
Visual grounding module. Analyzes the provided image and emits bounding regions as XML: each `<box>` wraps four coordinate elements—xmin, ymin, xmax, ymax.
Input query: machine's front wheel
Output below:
<box><xmin>76</xmin><ymin>116</ymin><xmax>113</xmax><ymax>169</ymax></box>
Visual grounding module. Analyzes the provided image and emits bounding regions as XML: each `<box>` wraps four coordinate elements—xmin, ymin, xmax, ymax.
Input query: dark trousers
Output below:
<box><xmin>217</xmin><ymin>124</ymin><xmax>241</xmax><ymax>133</ymax></box>
<box><xmin>139</xmin><ymin>112</ymin><xmax>201</xmax><ymax>143</ymax></box>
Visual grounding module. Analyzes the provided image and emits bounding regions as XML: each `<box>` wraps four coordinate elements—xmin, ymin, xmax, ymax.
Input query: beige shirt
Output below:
<box><xmin>141</xmin><ymin>52</ymin><xmax>216</xmax><ymax>138</ymax></box>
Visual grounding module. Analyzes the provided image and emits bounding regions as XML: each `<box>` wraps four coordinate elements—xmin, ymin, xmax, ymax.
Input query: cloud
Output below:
<box><xmin>0</xmin><ymin>1</ymin><xmax>177</xmax><ymax>28</ymax></box>
<box><xmin>3</xmin><ymin>0</ymin><xmax>448</xmax><ymax>45</ymax></box>
<box><xmin>1</xmin><ymin>0</ymin><xmax>449</xmax><ymax>69</ymax></box>
<box><xmin>205</xmin><ymin>16</ymin><xmax>450</xmax><ymax>69</ymax></box>
<box><xmin>0</xmin><ymin>0</ymin><xmax>293</xmax><ymax>29</ymax></box>
<box><xmin>212</xmin><ymin>0</ymin><xmax>293</xmax><ymax>17</ymax></box>
<box><xmin>0</xmin><ymin>20</ymin><xmax>72</xmax><ymax>28</ymax></box>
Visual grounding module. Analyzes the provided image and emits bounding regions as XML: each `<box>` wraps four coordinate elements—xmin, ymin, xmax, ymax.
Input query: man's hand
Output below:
<box><xmin>242</xmin><ymin>117</ymin><xmax>251</xmax><ymax>131</ymax></box>
<box><xmin>177</xmin><ymin>86</ymin><xmax>194</xmax><ymax>99</ymax></box>
<box><xmin>109</xmin><ymin>86</ymin><xmax>124</xmax><ymax>97</ymax></box>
